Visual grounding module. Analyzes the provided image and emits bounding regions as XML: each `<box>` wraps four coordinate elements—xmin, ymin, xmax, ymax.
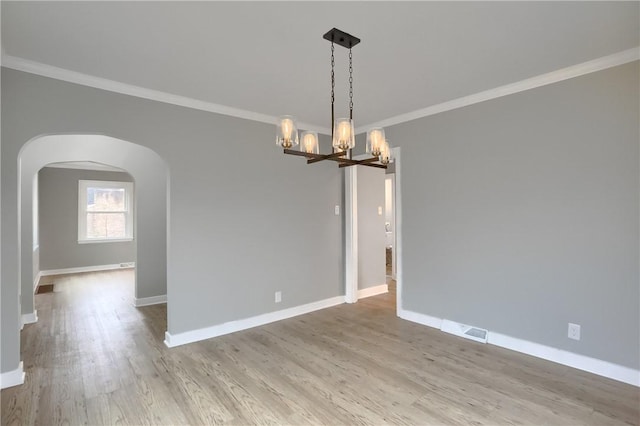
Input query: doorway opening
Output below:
<box><xmin>384</xmin><ymin>173</ymin><xmax>397</xmax><ymax>300</ymax></box>
<box><xmin>344</xmin><ymin>147</ymin><xmax>402</xmax><ymax>313</ymax></box>
<box><xmin>15</xmin><ymin>134</ymin><xmax>169</xmax><ymax>351</ymax></box>
<box><xmin>32</xmin><ymin>162</ymin><xmax>138</xmax><ymax>310</ymax></box>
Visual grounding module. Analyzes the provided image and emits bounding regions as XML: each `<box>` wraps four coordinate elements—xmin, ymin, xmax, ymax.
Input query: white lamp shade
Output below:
<box><xmin>276</xmin><ymin>115</ymin><xmax>299</xmax><ymax>148</ymax></box>
<box><xmin>332</xmin><ymin>118</ymin><xmax>355</xmax><ymax>151</ymax></box>
<box><xmin>366</xmin><ymin>128</ymin><xmax>386</xmax><ymax>156</ymax></box>
<box><xmin>300</xmin><ymin>131</ymin><xmax>319</xmax><ymax>154</ymax></box>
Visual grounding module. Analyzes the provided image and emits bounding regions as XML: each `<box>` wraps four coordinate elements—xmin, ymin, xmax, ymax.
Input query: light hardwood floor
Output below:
<box><xmin>2</xmin><ymin>270</ymin><xmax>638</xmax><ymax>425</ymax></box>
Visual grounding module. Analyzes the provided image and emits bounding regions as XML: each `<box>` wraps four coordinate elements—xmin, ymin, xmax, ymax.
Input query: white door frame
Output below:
<box><xmin>386</xmin><ymin>173</ymin><xmax>397</xmax><ymax>280</ymax></box>
<box><xmin>344</xmin><ymin>147</ymin><xmax>402</xmax><ymax>313</ymax></box>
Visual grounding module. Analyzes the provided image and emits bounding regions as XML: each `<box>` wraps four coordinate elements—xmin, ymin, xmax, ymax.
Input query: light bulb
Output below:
<box><xmin>338</xmin><ymin>121</ymin><xmax>350</xmax><ymax>141</ymax></box>
<box><xmin>301</xmin><ymin>131</ymin><xmax>319</xmax><ymax>154</ymax></box>
<box><xmin>380</xmin><ymin>140</ymin><xmax>393</xmax><ymax>165</ymax></box>
<box><xmin>333</xmin><ymin>118</ymin><xmax>354</xmax><ymax>151</ymax></box>
<box><xmin>276</xmin><ymin>115</ymin><xmax>298</xmax><ymax>148</ymax></box>
<box><xmin>282</xmin><ymin>118</ymin><xmax>293</xmax><ymax>140</ymax></box>
<box><xmin>367</xmin><ymin>128</ymin><xmax>385</xmax><ymax>156</ymax></box>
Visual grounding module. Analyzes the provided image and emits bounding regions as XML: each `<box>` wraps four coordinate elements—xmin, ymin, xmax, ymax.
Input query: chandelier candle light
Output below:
<box><xmin>276</xmin><ymin>28</ymin><xmax>392</xmax><ymax>169</ymax></box>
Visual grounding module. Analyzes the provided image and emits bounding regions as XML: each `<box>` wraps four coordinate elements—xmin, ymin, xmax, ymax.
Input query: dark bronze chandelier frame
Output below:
<box><xmin>283</xmin><ymin>28</ymin><xmax>387</xmax><ymax>169</ymax></box>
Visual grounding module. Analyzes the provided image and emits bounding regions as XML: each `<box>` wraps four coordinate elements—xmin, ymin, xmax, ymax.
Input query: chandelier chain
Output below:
<box><xmin>331</xmin><ymin>42</ymin><xmax>335</xmax><ymax>138</ymax></box>
<box><xmin>349</xmin><ymin>48</ymin><xmax>353</xmax><ymax>120</ymax></box>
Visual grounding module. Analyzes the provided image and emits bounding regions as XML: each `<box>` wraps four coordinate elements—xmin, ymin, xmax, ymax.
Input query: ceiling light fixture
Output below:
<box><xmin>276</xmin><ymin>28</ymin><xmax>392</xmax><ymax>169</ymax></box>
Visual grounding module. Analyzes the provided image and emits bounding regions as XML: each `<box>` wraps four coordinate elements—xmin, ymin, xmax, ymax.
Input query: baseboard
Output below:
<box><xmin>398</xmin><ymin>308</ymin><xmax>443</xmax><ymax>329</ymax></box>
<box><xmin>165</xmin><ymin>295</ymin><xmax>345</xmax><ymax>348</ymax></box>
<box><xmin>358</xmin><ymin>284</ymin><xmax>388</xmax><ymax>299</ymax></box>
<box><xmin>134</xmin><ymin>295</ymin><xmax>167</xmax><ymax>307</ymax></box>
<box><xmin>398</xmin><ymin>309</ymin><xmax>639</xmax><ymax>387</ymax></box>
<box><xmin>40</xmin><ymin>262</ymin><xmax>135</xmax><ymax>277</ymax></box>
<box><xmin>488</xmin><ymin>331</ymin><xmax>640</xmax><ymax>387</ymax></box>
<box><xmin>33</xmin><ymin>271</ymin><xmax>43</xmax><ymax>292</ymax></box>
<box><xmin>21</xmin><ymin>310</ymin><xmax>38</xmax><ymax>326</ymax></box>
<box><xmin>0</xmin><ymin>362</ymin><xmax>25</xmax><ymax>389</ymax></box>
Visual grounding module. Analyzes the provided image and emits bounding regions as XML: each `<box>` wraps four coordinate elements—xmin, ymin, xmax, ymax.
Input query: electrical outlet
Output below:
<box><xmin>335</xmin><ymin>205</ymin><xmax>340</xmax><ymax>215</ymax></box>
<box><xmin>275</xmin><ymin>291</ymin><xmax>282</xmax><ymax>303</ymax></box>
<box><xmin>568</xmin><ymin>323</ymin><xmax>581</xmax><ymax>341</ymax></box>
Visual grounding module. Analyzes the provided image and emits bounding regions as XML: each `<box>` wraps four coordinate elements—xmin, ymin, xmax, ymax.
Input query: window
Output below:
<box><xmin>78</xmin><ymin>180</ymin><xmax>134</xmax><ymax>243</ymax></box>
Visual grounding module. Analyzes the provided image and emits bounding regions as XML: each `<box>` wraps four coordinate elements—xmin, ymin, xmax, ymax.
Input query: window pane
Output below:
<box><xmin>87</xmin><ymin>187</ymin><xmax>126</xmax><ymax>212</ymax></box>
<box><xmin>86</xmin><ymin>212</ymin><xmax>127</xmax><ymax>239</ymax></box>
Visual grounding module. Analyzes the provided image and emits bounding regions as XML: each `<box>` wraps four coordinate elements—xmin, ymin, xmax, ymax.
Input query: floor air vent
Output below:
<box><xmin>440</xmin><ymin>319</ymin><xmax>488</xmax><ymax>343</ymax></box>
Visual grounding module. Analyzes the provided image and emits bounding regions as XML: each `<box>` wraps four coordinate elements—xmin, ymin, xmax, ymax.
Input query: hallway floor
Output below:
<box><xmin>2</xmin><ymin>270</ymin><xmax>638</xmax><ymax>425</ymax></box>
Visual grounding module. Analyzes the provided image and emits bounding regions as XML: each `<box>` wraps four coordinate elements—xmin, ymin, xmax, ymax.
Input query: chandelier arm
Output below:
<box><xmin>338</xmin><ymin>157</ymin><xmax>379</xmax><ymax>166</ymax></box>
<box><xmin>283</xmin><ymin>149</ymin><xmax>387</xmax><ymax>169</ymax></box>
<box><xmin>339</xmin><ymin>160</ymin><xmax>387</xmax><ymax>169</ymax></box>
<box><xmin>283</xmin><ymin>149</ymin><xmax>345</xmax><ymax>162</ymax></box>
<box><xmin>306</xmin><ymin>151</ymin><xmax>346</xmax><ymax>164</ymax></box>
<box><xmin>326</xmin><ymin>156</ymin><xmax>383</xmax><ymax>168</ymax></box>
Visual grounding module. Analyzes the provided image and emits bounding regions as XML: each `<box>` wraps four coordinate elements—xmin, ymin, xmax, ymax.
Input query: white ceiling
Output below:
<box><xmin>2</xmin><ymin>2</ymin><xmax>638</xmax><ymax>131</ymax></box>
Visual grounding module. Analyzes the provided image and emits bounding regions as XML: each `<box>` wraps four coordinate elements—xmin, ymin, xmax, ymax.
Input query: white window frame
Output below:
<box><xmin>78</xmin><ymin>179</ymin><xmax>134</xmax><ymax>244</ymax></box>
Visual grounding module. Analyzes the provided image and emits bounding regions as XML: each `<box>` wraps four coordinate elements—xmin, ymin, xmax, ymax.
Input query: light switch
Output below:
<box><xmin>378</xmin><ymin>206</ymin><xmax>383</xmax><ymax>215</ymax></box>
<box><xmin>335</xmin><ymin>205</ymin><xmax>340</xmax><ymax>215</ymax></box>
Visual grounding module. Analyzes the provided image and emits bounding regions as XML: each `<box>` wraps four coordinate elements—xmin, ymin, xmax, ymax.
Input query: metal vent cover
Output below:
<box><xmin>440</xmin><ymin>319</ymin><xmax>489</xmax><ymax>343</ymax></box>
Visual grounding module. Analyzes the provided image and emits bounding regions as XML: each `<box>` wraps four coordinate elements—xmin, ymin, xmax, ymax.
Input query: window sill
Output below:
<box><xmin>78</xmin><ymin>238</ymin><xmax>134</xmax><ymax>244</ymax></box>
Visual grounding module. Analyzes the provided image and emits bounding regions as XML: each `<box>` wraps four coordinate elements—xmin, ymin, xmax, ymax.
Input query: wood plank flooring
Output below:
<box><xmin>2</xmin><ymin>270</ymin><xmax>638</xmax><ymax>425</ymax></box>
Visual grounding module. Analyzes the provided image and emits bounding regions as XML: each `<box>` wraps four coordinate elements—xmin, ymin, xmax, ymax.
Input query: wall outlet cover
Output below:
<box><xmin>568</xmin><ymin>323</ymin><xmax>581</xmax><ymax>341</ymax></box>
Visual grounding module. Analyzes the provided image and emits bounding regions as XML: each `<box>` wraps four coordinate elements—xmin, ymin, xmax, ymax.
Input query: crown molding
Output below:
<box><xmin>0</xmin><ymin>53</ymin><xmax>331</xmax><ymax>135</ymax></box>
<box><xmin>356</xmin><ymin>47</ymin><xmax>640</xmax><ymax>134</ymax></box>
<box><xmin>2</xmin><ymin>48</ymin><xmax>637</xmax><ymax>136</ymax></box>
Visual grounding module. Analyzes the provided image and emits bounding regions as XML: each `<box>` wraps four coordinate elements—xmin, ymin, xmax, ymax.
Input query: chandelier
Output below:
<box><xmin>276</xmin><ymin>28</ymin><xmax>392</xmax><ymax>169</ymax></box>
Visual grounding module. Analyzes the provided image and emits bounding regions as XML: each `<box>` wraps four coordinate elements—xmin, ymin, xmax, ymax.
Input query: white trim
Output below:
<box><xmin>398</xmin><ymin>309</ymin><xmax>640</xmax><ymax>387</ymax></box>
<box><xmin>489</xmin><ymin>332</ymin><xmax>640</xmax><ymax>387</ymax></box>
<box><xmin>356</xmin><ymin>47</ymin><xmax>640</xmax><ymax>133</ymax></box>
<box><xmin>357</xmin><ymin>284</ymin><xmax>388</xmax><ymax>299</ymax></box>
<box><xmin>3</xmin><ymin>49</ymin><xmax>635</xmax><ymax>136</ymax></box>
<box><xmin>45</xmin><ymin>161</ymin><xmax>126</xmax><ymax>172</ymax></box>
<box><xmin>344</xmin><ymin>166</ymin><xmax>358</xmax><ymax>304</ymax></box>
<box><xmin>21</xmin><ymin>310</ymin><xmax>38</xmax><ymax>325</ymax></box>
<box><xmin>164</xmin><ymin>296</ymin><xmax>345</xmax><ymax>347</ymax></box>
<box><xmin>78</xmin><ymin>238</ymin><xmax>134</xmax><ymax>245</ymax></box>
<box><xmin>398</xmin><ymin>308</ymin><xmax>443</xmax><ymax>329</ymax></box>
<box><xmin>33</xmin><ymin>271</ymin><xmax>43</xmax><ymax>292</ymax></box>
<box><xmin>134</xmin><ymin>295</ymin><xmax>167</xmax><ymax>307</ymax></box>
<box><xmin>1</xmin><ymin>53</ymin><xmax>331</xmax><ymax>135</ymax></box>
<box><xmin>391</xmin><ymin>148</ymin><xmax>403</xmax><ymax>314</ymax></box>
<box><xmin>0</xmin><ymin>362</ymin><xmax>25</xmax><ymax>389</ymax></box>
<box><xmin>40</xmin><ymin>262</ymin><xmax>135</xmax><ymax>277</ymax></box>
<box><xmin>2</xmin><ymin>49</ymin><xmax>636</xmax><ymax>137</ymax></box>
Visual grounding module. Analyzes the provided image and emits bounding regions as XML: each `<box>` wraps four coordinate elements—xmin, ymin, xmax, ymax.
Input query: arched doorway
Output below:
<box><xmin>4</xmin><ymin>134</ymin><xmax>169</xmax><ymax>388</ymax></box>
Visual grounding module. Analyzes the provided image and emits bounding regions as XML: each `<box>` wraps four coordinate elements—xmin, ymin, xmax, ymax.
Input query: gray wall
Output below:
<box><xmin>1</xmin><ymin>68</ymin><xmax>343</xmax><ymax>373</ymax></box>
<box><xmin>357</xmin><ymin>165</ymin><xmax>386</xmax><ymax>290</ymax></box>
<box><xmin>389</xmin><ymin>62</ymin><xmax>639</xmax><ymax>369</ymax></box>
<box><xmin>38</xmin><ymin>167</ymin><xmax>135</xmax><ymax>271</ymax></box>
